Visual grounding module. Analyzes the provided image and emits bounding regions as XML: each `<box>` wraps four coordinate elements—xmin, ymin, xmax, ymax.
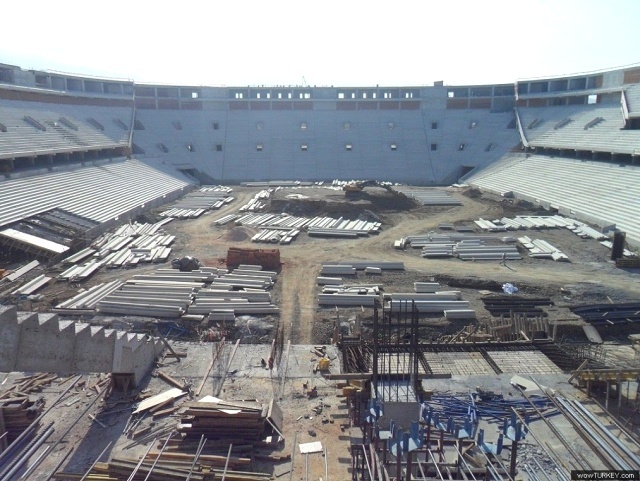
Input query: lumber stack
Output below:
<box><xmin>0</xmin><ymin>395</ymin><xmax>44</xmax><ymax>442</ymax></box>
<box><xmin>177</xmin><ymin>398</ymin><xmax>267</xmax><ymax>442</ymax></box>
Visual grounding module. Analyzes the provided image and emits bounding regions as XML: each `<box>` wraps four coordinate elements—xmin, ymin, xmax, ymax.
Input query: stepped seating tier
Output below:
<box><xmin>0</xmin><ymin>159</ymin><xmax>192</xmax><ymax>229</ymax></box>
<box><xmin>466</xmin><ymin>153</ymin><xmax>640</xmax><ymax>245</ymax></box>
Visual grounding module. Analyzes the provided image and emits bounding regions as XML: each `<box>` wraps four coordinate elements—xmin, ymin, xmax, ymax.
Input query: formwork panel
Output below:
<box><xmin>487</xmin><ymin>350</ymin><xmax>562</xmax><ymax>374</ymax></box>
<box><xmin>423</xmin><ymin>351</ymin><xmax>494</xmax><ymax>376</ymax></box>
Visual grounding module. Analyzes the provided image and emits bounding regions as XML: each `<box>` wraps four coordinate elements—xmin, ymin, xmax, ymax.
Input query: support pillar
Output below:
<box><xmin>510</xmin><ymin>439</ymin><xmax>518</xmax><ymax>479</ymax></box>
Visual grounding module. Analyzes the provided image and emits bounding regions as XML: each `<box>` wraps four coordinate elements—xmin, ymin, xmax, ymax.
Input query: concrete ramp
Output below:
<box><xmin>0</xmin><ymin>305</ymin><xmax>163</xmax><ymax>385</ymax></box>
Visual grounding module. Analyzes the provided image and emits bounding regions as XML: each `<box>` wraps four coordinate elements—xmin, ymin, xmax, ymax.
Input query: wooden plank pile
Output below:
<box><xmin>177</xmin><ymin>397</ymin><xmax>268</xmax><ymax>443</ymax></box>
<box><xmin>0</xmin><ymin>395</ymin><xmax>44</xmax><ymax>443</ymax></box>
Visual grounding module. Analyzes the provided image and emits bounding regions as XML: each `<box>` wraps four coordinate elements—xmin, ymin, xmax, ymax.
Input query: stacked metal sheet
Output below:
<box><xmin>518</xmin><ymin>236</ymin><xmax>569</xmax><ymax>262</ymax></box>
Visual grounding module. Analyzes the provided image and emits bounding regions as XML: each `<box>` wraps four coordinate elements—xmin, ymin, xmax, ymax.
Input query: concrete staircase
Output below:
<box><xmin>0</xmin><ymin>305</ymin><xmax>163</xmax><ymax>385</ymax></box>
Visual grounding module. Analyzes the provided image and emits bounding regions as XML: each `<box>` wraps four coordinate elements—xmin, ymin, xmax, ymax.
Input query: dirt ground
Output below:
<box><xmin>3</xmin><ymin>184</ymin><xmax>640</xmax><ymax>480</ymax></box>
<box><xmin>132</xmin><ymin>184</ymin><xmax>640</xmax><ymax>346</ymax></box>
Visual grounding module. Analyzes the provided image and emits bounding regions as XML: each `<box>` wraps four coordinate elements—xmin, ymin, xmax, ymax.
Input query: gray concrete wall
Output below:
<box><xmin>0</xmin><ymin>306</ymin><xmax>163</xmax><ymax>386</ymax></box>
<box><xmin>0</xmin><ymin>306</ymin><xmax>20</xmax><ymax>371</ymax></box>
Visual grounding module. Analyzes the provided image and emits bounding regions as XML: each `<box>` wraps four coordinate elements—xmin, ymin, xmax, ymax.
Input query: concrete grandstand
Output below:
<box><xmin>0</xmin><ymin>62</ymin><xmax>639</xmax><ymax>245</ymax></box>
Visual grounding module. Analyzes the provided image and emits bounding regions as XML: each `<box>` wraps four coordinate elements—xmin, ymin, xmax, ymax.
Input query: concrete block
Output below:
<box><xmin>16</xmin><ymin>313</ymin><xmax>75</xmax><ymax>372</ymax></box>
<box><xmin>74</xmin><ymin>325</ymin><xmax>114</xmax><ymax>373</ymax></box>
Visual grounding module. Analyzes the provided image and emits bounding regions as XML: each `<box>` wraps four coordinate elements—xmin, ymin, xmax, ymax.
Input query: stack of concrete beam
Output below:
<box><xmin>321</xmin><ymin>261</ymin><xmax>404</xmax><ymax>270</ymax></box>
<box><xmin>321</xmin><ymin>265</ymin><xmax>357</xmax><ymax>276</ymax></box>
<box><xmin>94</xmin><ymin>270</ymin><xmax>212</xmax><ymax>317</ymax></box>
<box><xmin>518</xmin><ymin>236</ymin><xmax>569</xmax><ymax>262</ymax></box>
<box><xmin>481</xmin><ymin>215</ymin><xmax>608</xmax><ymax>242</ymax></box>
<box><xmin>234</xmin><ymin>212</ymin><xmax>381</xmax><ymax>239</ymax></box>
<box><xmin>317</xmin><ymin>276</ymin><xmax>344</xmax><ymax>285</ymax></box>
<box><xmin>474</xmin><ymin>218</ymin><xmax>508</xmax><ymax>232</ymax></box>
<box><xmin>455</xmin><ymin>244</ymin><xmax>521</xmax><ymax>261</ymax></box>
<box><xmin>569</xmin><ymin>223</ymin><xmax>607</xmax><ymax>240</ymax></box>
<box><xmin>321</xmin><ymin>284</ymin><xmax>381</xmax><ymax>294</ymax></box>
<box><xmin>392</xmin><ymin>187</ymin><xmax>462</xmax><ymax>206</ymax></box>
<box><xmin>213</xmin><ymin>214</ymin><xmax>240</xmax><ymax>225</ymax></box>
<box><xmin>251</xmin><ymin>228</ymin><xmax>301</xmax><ymax>245</ymax></box>
<box><xmin>58</xmin><ymin>260</ymin><xmax>103</xmax><ymax>282</ymax></box>
<box><xmin>318</xmin><ymin>293</ymin><xmax>378</xmax><ymax>307</ymax></box>
<box><xmin>385</xmin><ymin>292</ymin><xmax>462</xmax><ymax>301</ymax></box>
<box><xmin>159</xmin><ymin>186</ymin><xmax>234</xmax><ymax>218</ymax></box>
<box><xmin>187</xmin><ymin>267</ymin><xmax>279</xmax><ymax>316</ymax></box>
<box><xmin>444</xmin><ymin>309</ymin><xmax>477</xmax><ymax>319</ymax></box>
<box><xmin>61</xmin><ymin>247</ymin><xmax>97</xmax><ymax>265</ymax></box>
<box><xmin>239</xmin><ymin>190</ymin><xmax>271</xmax><ymax>212</ymax></box>
<box><xmin>306</xmin><ymin>217</ymin><xmax>381</xmax><ymax>237</ymax></box>
<box><xmin>0</xmin><ymin>305</ymin><xmax>163</xmax><ymax>386</ymax></box>
<box><xmin>56</xmin><ymin>220</ymin><xmax>176</xmax><ymax>281</ymax></box>
<box><xmin>211</xmin><ymin>270</ymin><xmax>275</xmax><ymax>290</ymax></box>
<box><xmin>53</xmin><ymin>280</ymin><xmax>125</xmax><ymax>314</ymax></box>
<box><xmin>1</xmin><ymin>260</ymin><xmax>40</xmax><ymax>283</ymax></box>
<box><xmin>11</xmin><ymin>274</ymin><xmax>52</xmax><ymax>296</ymax></box>
<box><xmin>414</xmin><ymin>282</ymin><xmax>442</xmax><ymax>293</ymax></box>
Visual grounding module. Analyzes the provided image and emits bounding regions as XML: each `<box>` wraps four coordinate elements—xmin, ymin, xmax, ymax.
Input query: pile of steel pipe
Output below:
<box><xmin>556</xmin><ymin>397</ymin><xmax>640</xmax><ymax>471</ymax></box>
